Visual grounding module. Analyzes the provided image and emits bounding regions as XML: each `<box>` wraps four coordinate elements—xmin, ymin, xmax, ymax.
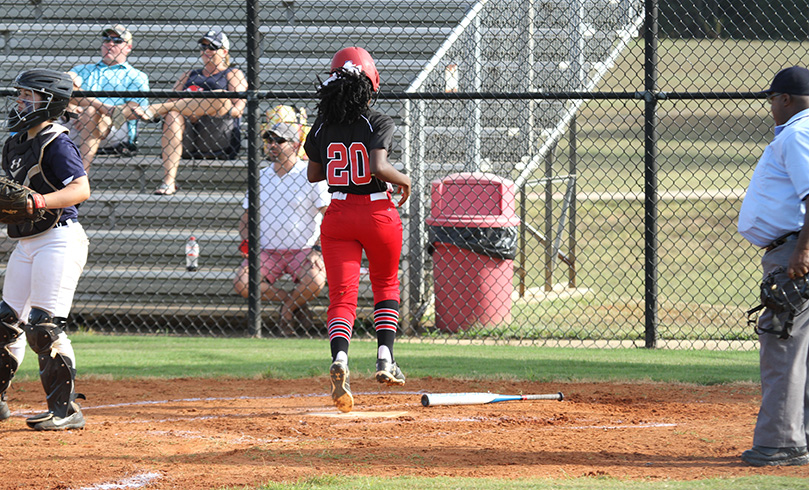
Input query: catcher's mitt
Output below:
<box><xmin>0</xmin><ymin>176</ymin><xmax>46</xmax><ymax>225</ymax></box>
<box><xmin>747</xmin><ymin>266</ymin><xmax>809</xmax><ymax>339</ymax></box>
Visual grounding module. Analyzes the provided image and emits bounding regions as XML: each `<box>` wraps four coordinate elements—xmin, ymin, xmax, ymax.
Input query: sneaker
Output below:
<box><xmin>26</xmin><ymin>403</ymin><xmax>85</xmax><ymax>431</ymax></box>
<box><xmin>0</xmin><ymin>400</ymin><xmax>9</xmax><ymax>421</ymax></box>
<box><xmin>375</xmin><ymin>359</ymin><xmax>406</xmax><ymax>386</ymax></box>
<box><xmin>741</xmin><ymin>446</ymin><xmax>809</xmax><ymax>466</ymax></box>
<box><xmin>329</xmin><ymin>360</ymin><xmax>353</xmax><ymax>413</ymax></box>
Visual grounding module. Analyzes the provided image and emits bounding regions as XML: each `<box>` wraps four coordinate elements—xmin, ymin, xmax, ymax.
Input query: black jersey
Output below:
<box><xmin>304</xmin><ymin>109</ymin><xmax>395</xmax><ymax>195</ymax></box>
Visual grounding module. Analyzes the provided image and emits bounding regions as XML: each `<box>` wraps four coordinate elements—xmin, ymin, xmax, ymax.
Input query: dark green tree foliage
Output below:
<box><xmin>660</xmin><ymin>0</ymin><xmax>809</xmax><ymax>39</ymax></box>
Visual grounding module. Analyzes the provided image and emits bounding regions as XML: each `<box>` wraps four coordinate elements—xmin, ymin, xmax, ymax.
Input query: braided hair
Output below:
<box><xmin>316</xmin><ymin>68</ymin><xmax>374</xmax><ymax>125</ymax></box>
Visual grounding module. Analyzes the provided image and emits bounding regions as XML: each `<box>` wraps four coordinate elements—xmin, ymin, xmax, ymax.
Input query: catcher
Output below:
<box><xmin>0</xmin><ymin>69</ymin><xmax>91</xmax><ymax>430</ymax></box>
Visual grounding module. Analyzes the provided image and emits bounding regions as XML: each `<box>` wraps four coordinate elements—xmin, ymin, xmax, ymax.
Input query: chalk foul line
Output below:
<box><xmin>70</xmin><ymin>471</ymin><xmax>161</xmax><ymax>490</ymax></box>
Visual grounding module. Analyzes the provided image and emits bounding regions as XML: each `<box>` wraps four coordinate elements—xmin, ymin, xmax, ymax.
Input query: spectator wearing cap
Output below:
<box><xmin>264</xmin><ymin>104</ymin><xmax>311</xmax><ymax>161</ymax></box>
<box><xmin>738</xmin><ymin>66</ymin><xmax>809</xmax><ymax>467</ymax></box>
<box><xmin>67</xmin><ymin>24</ymin><xmax>150</xmax><ymax>172</ymax></box>
<box><xmin>112</xmin><ymin>28</ymin><xmax>246</xmax><ymax>194</ymax></box>
<box><xmin>233</xmin><ymin>122</ymin><xmax>330</xmax><ymax>335</ymax></box>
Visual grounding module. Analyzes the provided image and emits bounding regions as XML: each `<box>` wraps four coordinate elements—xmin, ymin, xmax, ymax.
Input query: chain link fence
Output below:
<box><xmin>0</xmin><ymin>0</ymin><xmax>804</xmax><ymax>347</ymax></box>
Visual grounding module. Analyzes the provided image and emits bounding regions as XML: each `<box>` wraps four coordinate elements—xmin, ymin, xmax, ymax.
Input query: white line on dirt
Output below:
<box><xmin>540</xmin><ymin>422</ymin><xmax>677</xmax><ymax>430</ymax></box>
<box><xmin>70</xmin><ymin>471</ymin><xmax>161</xmax><ymax>490</ymax></box>
<box><xmin>10</xmin><ymin>391</ymin><xmax>425</xmax><ymax>416</ymax></box>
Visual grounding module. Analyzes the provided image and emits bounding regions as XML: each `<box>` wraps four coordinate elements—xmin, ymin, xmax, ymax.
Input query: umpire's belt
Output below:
<box><xmin>764</xmin><ymin>230</ymin><xmax>800</xmax><ymax>252</ymax></box>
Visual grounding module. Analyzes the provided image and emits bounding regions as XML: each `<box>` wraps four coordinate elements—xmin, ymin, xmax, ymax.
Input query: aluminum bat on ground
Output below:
<box><xmin>421</xmin><ymin>391</ymin><xmax>564</xmax><ymax>407</ymax></box>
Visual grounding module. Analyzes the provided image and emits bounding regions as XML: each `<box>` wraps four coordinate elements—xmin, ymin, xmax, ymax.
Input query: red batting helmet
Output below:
<box><xmin>330</xmin><ymin>47</ymin><xmax>380</xmax><ymax>92</ymax></box>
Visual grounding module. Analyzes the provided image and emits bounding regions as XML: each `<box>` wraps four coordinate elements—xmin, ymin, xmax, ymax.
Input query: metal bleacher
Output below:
<box><xmin>0</xmin><ymin>0</ymin><xmax>477</xmax><ymax>333</ymax></box>
<box><xmin>0</xmin><ymin>0</ymin><xmax>642</xmax><ymax>334</ymax></box>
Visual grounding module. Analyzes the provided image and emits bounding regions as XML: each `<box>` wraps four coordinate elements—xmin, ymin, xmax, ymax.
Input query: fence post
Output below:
<box><xmin>246</xmin><ymin>0</ymin><xmax>263</xmax><ymax>338</ymax></box>
<box><xmin>644</xmin><ymin>0</ymin><xmax>659</xmax><ymax>348</ymax></box>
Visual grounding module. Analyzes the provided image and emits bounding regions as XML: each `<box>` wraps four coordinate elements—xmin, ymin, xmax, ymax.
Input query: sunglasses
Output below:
<box><xmin>766</xmin><ymin>92</ymin><xmax>783</xmax><ymax>104</ymax></box>
<box><xmin>263</xmin><ymin>134</ymin><xmax>288</xmax><ymax>144</ymax></box>
<box><xmin>102</xmin><ymin>35</ymin><xmax>126</xmax><ymax>45</ymax></box>
<box><xmin>198</xmin><ymin>42</ymin><xmax>220</xmax><ymax>51</ymax></box>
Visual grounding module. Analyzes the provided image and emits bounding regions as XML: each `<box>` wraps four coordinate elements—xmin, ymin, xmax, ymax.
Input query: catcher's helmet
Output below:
<box><xmin>7</xmin><ymin>69</ymin><xmax>73</xmax><ymax>133</ymax></box>
<box><xmin>330</xmin><ymin>47</ymin><xmax>380</xmax><ymax>92</ymax></box>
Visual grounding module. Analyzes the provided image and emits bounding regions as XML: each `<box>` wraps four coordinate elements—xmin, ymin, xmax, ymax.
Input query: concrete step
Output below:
<box><xmin>1</xmin><ymin>0</ymin><xmax>477</xmax><ymax>25</ymax></box>
<box><xmin>93</xmin><ymin>99</ymin><xmax>404</xmax><ymax>158</ymax></box>
<box><xmin>88</xmin><ymin>155</ymin><xmax>253</xmax><ymax>193</ymax></box>
<box><xmin>85</xmin><ymin>228</ymin><xmax>242</xmax><ymax>267</ymax></box>
<box><xmin>0</xmin><ymin>54</ymin><xmax>433</xmax><ymax>92</ymax></box>
<box><xmin>80</xmin><ymin>189</ymin><xmax>242</xmax><ymax>229</ymax></box>
<box><xmin>67</xmin><ymin>298</ymin><xmax>382</xmax><ymax>337</ymax></box>
<box><xmin>0</xmin><ymin>263</ymin><xmax>377</xmax><ymax>303</ymax></box>
<box><xmin>1</xmin><ymin>23</ymin><xmax>456</xmax><ymax>56</ymax></box>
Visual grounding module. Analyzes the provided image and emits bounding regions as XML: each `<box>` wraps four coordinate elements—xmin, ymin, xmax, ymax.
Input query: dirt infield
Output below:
<box><xmin>1</xmin><ymin>377</ymin><xmax>806</xmax><ymax>489</ymax></box>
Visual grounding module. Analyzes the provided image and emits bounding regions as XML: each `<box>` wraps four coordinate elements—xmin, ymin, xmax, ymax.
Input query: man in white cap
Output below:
<box><xmin>67</xmin><ymin>24</ymin><xmax>150</xmax><ymax>171</ymax></box>
<box><xmin>233</xmin><ymin>122</ymin><xmax>330</xmax><ymax>336</ymax></box>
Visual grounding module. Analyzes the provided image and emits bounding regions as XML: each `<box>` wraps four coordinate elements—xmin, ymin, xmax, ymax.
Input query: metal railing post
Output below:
<box><xmin>568</xmin><ymin>115</ymin><xmax>577</xmax><ymax>288</ymax></box>
<box><xmin>544</xmin><ymin>143</ymin><xmax>556</xmax><ymax>292</ymax></box>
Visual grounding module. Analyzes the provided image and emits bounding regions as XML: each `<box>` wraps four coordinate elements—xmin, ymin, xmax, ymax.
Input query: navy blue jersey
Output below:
<box><xmin>304</xmin><ymin>109</ymin><xmax>395</xmax><ymax>195</ymax></box>
<box><xmin>43</xmin><ymin>133</ymin><xmax>85</xmax><ymax>222</ymax></box>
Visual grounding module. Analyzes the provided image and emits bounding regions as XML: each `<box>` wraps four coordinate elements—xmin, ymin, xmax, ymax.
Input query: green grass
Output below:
<box><xmin>491</xmin><ymin>38</ymin><xmax>781</xmax><ymax>342</ymax></box>
<box><xmin>16</xmin><ymin>333</ymin><xmax>759</xmax><ymax>385</ymax></box>
<box><xmin>223</xmin><ymin>475</ymin><xmax>809</xmax><ymax>490</ymax></box>
<box><xmin>472</xmin><ymin>194</ymin><xmax>760</xmax><ymax>342</ymax></box>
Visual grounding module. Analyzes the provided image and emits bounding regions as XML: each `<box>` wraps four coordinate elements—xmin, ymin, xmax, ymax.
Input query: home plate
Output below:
<box><xmin>306</xmin><ymin>411</ymin><xmax>408</xmax><ymax>418</ymax></box>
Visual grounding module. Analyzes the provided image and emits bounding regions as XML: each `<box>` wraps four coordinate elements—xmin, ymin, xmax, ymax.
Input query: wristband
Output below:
<box><xmin>239</xmin><ymin>239</ymin><xmax>249</xmax><ymax>255</ymax></box>
<box><xmin>312</xmin><ymin>245</ymin><xmax>322</xmax><ymax>252</ymax></box>
<box><xmin>30</xmin><ymin>193</ymin><xmax>46</xmax><ymax>211</ymax></box>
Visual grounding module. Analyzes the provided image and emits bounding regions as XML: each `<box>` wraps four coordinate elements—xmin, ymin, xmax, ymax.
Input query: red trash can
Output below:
<box><xmin>427</xmin><ymin>172</ymin><xmax>520</xmax><ymax>333</ymax></box>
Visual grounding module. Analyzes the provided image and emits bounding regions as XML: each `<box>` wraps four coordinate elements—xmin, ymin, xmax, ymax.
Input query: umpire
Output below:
<box><xmin>738</xmin><ymin>66</ymin><xmax>809</xmax><ymax>467</ymax></box>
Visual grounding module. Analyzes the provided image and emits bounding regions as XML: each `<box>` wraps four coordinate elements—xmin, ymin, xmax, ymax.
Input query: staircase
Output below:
<box><xmin>402</xmin><ymin>0</ymin><xmax>643</xmax><ymax>183</ymax></box>
<box><xmin>398</xmin><ymin>0</ymin><xmax>643</xmax><ymax>321</ymax></box>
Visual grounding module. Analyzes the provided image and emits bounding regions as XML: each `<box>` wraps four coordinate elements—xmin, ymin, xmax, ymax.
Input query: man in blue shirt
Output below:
<box><xmin>738</xmin><ymin>66</ymin><xmax>809</xmax><ymax>467</ymax></box>
<box><xmin>67</xmin><ymin>24</ymin><xmax>149</xmax><ymax>172</ymax></box>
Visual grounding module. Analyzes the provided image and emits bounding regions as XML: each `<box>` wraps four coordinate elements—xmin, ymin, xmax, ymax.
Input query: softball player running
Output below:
<box><xmin>0</xmin><ymin>69</ymin><xmax>90</xmax><ymax>430</ymax></box>
<box><xmin>304</xmin><ymin>47</ymin><xmax>412</xmax><ymax>413</ymax></box>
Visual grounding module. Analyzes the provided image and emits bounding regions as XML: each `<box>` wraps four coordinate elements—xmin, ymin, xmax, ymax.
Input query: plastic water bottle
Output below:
<box><xmin>186</xmin><ymin>236</ymin><xmax>199</xmax><ymax>271</ymax></box>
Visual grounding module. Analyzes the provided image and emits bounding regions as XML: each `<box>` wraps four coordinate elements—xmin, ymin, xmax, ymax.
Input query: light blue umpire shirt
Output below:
<box><xmin>738</xmin><ymin>108</ymin><xmax>809</xmax><ymax>247</ymax></box>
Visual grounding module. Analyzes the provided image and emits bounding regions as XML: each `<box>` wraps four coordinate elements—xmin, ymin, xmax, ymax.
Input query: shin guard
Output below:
<box><xmin>0</xmin><ymin>302</ymin><xmax>23</xmax><ymax>397</ymax></box>
<box><xmin>24</xmin><ymin>309</ymin><xmax>77</xmax><ymax>418</ymax></box>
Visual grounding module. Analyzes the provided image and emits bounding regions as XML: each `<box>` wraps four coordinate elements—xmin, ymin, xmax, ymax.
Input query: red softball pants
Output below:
<box><xmin>320</xmin><ymin>192</ymin><xmax>403</xmax><ymax>332</ymax></box>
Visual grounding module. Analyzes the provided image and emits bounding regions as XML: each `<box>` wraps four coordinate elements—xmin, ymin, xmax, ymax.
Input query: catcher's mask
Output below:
<box><xmin>329</xmin><ymin>47</ymin><xmax>380</xmax><ymax>92</ymax></box>
<box><xmin>6</xmin><ymin>69</ymin><xmax>73</xmax><ymax>133</ymax></box>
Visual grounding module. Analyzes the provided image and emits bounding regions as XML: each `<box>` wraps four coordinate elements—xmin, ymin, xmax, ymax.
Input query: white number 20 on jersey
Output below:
<box><xmin>326</xmin><ymin>142</ymin><xmax>372</xmax><ymax>186</ymax></box>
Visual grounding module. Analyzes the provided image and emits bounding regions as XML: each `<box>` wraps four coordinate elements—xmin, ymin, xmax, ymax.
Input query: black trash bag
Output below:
<box><xmin>428</xmin><ymin>225</ymin><xmax>517</xmax><ymax>260</ymax></box>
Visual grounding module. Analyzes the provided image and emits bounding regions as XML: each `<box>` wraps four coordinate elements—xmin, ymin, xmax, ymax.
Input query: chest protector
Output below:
<box><xmin>1</xmin><ymin>123</ymin><xmax>65</xmax><ymax>238</ymax></box>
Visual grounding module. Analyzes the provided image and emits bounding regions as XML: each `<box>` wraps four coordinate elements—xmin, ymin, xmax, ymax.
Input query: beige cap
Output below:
<box><xmin>102</xmin><ymin>24</ymin><xmax>133</xmax><ymax>43</ymax></box>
